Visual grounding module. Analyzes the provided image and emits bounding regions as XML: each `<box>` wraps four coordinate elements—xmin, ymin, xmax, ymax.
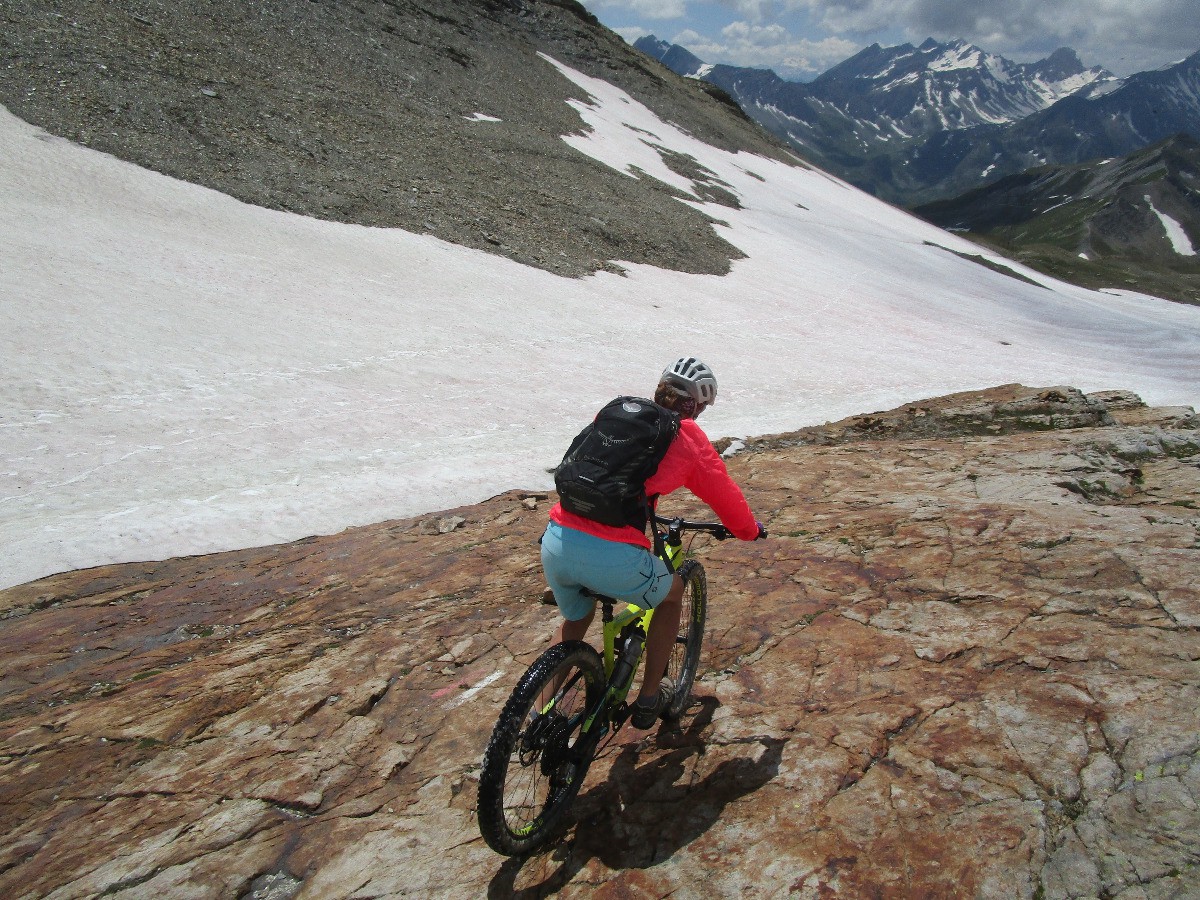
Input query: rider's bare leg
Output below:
<box><xmin>555</xmin><ymin>606</ymin><xmax>595</xmax><ymax>645</ymax></box>
<box><xmin>635</xmin><ymin>573</ymin><xmax>684</xmax><ymax>702</ymax></box>
<box><xmin>536</xmin><ymin>605</ymin><xmax>596</xmax><ymax>713</ymax></box>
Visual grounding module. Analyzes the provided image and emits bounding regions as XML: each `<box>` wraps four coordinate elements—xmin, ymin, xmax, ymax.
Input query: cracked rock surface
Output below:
<box><xmin>2</xmin><ymin>384</ymin><xmax>1199</xmax><ymax>898</ymax></box>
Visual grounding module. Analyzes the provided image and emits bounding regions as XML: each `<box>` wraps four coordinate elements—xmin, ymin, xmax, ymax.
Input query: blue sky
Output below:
<box><xmin>578</xmin><ymin>0</ymin><xmax>1200</xmax><ymax>79</ymax></box>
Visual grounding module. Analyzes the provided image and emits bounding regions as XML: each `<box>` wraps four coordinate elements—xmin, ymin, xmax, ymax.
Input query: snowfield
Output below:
<box><xmin>2</xmin><ymin>57</ymin><xmax>1199</xmax><ymax>590</ymax></box>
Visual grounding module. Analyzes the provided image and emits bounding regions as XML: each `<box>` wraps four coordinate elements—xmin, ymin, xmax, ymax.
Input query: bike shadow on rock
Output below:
<box><xmin>487</xmin><ymin>696</ymin><xmax>787</xmax><ymax>898</ymax></box>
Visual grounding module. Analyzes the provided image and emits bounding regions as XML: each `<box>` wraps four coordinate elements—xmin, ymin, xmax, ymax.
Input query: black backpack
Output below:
<box><xmin>554</xmin><ymin>396</ymin><xmax>681</xmax><ymax>529</ymax></box>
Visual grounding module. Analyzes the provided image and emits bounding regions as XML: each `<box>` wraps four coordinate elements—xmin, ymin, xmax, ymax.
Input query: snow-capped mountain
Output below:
<box><xmin>636</xmin><ymin>35</ymin><xmax>1120</xmax><ymax>203</ymax></box>
<box><xmin>806</xmin><ymin>39</ymin><xmax>1117</xmax><ymax>131</ymax></box>
<box><xmin>636</xmin><ymin>37</ymin><xmax>1116</xmax><ymax>137</ymax></box>
<box><xmin>908</xmin><ymin>50</ymin><xmax>1200</xmax><ymax>205</ymax></box>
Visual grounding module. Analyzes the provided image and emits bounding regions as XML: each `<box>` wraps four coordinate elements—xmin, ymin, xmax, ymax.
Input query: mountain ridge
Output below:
<box><xmin>912</xmin><ymin>50</ymin><xmax>1200</xmax><ymax>204</ymax></box>
<box><xmin>635</xmin><ymin>35</ymin><xmax>1117</xmax><ymax>141</ymax></box>
<box><xmin>637</xmin><ymin>34</ymin><xmax>1200</xmax><ymax>207</ymax></box>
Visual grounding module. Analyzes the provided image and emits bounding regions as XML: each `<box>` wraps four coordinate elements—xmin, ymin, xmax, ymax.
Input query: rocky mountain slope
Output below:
<box><xmin>914</xmin><ymin>134</ymin><xmax>1200</xmax><ymax>305</ymax></box>
<box><xmin>2</xmin><ymin>385</ymin><xmax>1198</xmax><ymax>898</ymax></box>
<box><xmin>0</xmin><ymin>0</ymin><xmax>794</xmax><ymax>278</ymax></box>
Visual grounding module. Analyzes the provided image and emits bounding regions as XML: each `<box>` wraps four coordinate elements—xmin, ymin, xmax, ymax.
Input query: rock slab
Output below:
<box><xmin>2</xmin><ymin>385</ymin><xmax>1198</xmax><ymax>898</ymax></box>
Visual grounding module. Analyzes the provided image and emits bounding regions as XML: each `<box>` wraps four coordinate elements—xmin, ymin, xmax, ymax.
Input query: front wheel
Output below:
<box><xmin>664</xmin><ymin>560</ymin><xmax>707</xmax><ymax>719</ymax></box>
<box><xmin>477</xmin><ymin>640</ymin><xmax>605</xmax><ymax>856</ymax></box>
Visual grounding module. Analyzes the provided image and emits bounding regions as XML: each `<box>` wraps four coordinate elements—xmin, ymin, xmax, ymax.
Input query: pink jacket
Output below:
<box><xmin>549</xmin><ymin>417</ymin><xmax>759</xmax><ymax>548</ymax></box>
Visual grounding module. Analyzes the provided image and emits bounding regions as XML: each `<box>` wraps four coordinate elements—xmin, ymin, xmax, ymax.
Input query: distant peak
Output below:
<box><xmin>1038</xmin><ymin>46</ymin><xmax>1085</xmax><ymax>74</ymax></box>
<box><xmin>1046</xmin><ymin>47</ymin><xmax>1081</xmax><ymax>64</ymax></box>
<box><xmin>917</xmin><ymin>38</ymin><xmax>989</xmax><ymax>66</ymax></box>
<box><xmin>634</xmin><ymin>34</ymin><xmax>666</xmax><ymax>51</ymax></box>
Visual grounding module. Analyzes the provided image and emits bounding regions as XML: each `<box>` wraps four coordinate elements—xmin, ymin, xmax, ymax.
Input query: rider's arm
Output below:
<box><xmin>649</xmin><ymin>420</ymin><xmax>760</xmax><ymax>541</ymax></box>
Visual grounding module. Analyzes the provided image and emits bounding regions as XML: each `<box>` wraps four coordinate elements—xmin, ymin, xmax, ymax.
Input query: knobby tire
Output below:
<box><xmin>477</xmin><ymin>640</ymin><xmax>605</xmax><ymax>856</ymax></box>
<box><xmin>664</xmin><ymin>559</ymin><xmax>707</xmax><ymax>719</ymax></box>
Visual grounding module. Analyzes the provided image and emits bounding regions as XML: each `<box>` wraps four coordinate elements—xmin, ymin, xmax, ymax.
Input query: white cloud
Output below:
<box><xmin>798</xmin><ymin>0</ymin><xmax>1200</xmax><ymax>73</ymax></box>
<box><xmin>589</xmin><ymin>0</ymin><xmax>1195</xmax><ymax>75</ymax></box>
<box><xmin>611</xmin><ymin>25</ymin><xmax>653</xmax><ymax>44</ymax></box>
<box><xmin>718</xmin><ymin>0</ymin><xmax>816</xmax><ymax>21</ymax></box>
<box><xmin>588</xmin><ymin>0</ymin><xmax>688</xmax><ymax>19</ymax></box>
<box><xmin>673</xmin><ymin>23</ymin><xmax>859</xmax><ymax>76</ymax></box>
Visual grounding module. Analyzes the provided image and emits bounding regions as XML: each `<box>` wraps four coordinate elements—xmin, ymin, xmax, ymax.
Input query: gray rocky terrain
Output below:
<box><xmin>2</xmin><ymin>385</ymin><xmax>1198</xmax><ymax>898</ymax></box>
<box><xmin>1</xmin><ymin>0</ymin><xmax>795</xmax><ymax>277</ymax></box>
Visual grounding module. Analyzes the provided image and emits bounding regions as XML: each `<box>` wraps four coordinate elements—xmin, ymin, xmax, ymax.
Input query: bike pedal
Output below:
<box><xmin>612</xmin><ymin>703</ymin><xmax>631</xmax><ymax>729</ymax></box>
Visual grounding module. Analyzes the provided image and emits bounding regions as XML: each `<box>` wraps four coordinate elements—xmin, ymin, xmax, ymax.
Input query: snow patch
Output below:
<box><xmin>1146</xmin><ymin>196</ymin><xmax>1197</xmax><ymax>256</ymax></box>
<box><xmin>929</xmin><ymin>47</ymin><xmax>983</xmax><ymax>72</ymax></box>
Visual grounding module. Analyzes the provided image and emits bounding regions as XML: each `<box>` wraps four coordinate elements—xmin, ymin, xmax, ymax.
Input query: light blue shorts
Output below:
<box><xmin>541</xmin><ymin>522</ymin><xmax>675</xmax><ymax>622</ymax></box>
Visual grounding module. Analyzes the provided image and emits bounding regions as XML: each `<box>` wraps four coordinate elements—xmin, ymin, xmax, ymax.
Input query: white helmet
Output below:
<box><xmin>661</xmin><ymin>357</ymin><xmax>718</xmax><ymax>408</ymax></box>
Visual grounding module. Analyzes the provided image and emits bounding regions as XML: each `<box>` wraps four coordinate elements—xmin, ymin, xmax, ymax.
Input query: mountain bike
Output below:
<box><xmin>477</xmin><ymin>514</ymin><xmax>731</xmax><ymax>856</ymax></box>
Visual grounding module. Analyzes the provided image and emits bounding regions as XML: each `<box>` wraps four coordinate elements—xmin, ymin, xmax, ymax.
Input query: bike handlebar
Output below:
<box><xmin>652</xmin><ymin>515</ymin><xmax>768</xmax><ymax>541</ymax></box>
<box><xmin>652</xmin><ymin>515</ymin><xmax>733</xmax><ymax>541</ymax></box>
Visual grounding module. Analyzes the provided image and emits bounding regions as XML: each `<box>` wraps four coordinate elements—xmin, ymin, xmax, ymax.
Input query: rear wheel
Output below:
<box><xmin>477</xmin><ymin>640</ymin><xmax>605</xmax><ymax>856</ymax></box>
<box><xmin>664</xmin><ymin>560</ymin><xmax>707</xmax><ymax>719</ymax></box>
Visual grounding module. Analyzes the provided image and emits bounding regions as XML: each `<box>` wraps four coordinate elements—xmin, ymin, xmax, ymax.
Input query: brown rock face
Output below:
<box><xmin>2</xmin><ymin>385</ymin><xmax>1198</xmax><ymax>899</ymax></box>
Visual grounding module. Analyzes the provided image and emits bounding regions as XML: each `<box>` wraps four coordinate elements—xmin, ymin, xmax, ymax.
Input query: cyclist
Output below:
<box><xmin>541</xmin><ymin>357</ymin><xmax>765</xmax><ymax>728</ymax></box>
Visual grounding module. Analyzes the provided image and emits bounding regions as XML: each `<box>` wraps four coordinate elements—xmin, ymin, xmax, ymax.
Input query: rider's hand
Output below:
<box><xmin>755</xmin><ymin>521</ymin><xmax>768</xmax><ymax>540</ymax></box>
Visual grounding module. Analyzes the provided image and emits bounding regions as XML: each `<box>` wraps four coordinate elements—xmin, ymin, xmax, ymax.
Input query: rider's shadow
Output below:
<box><xmin>488</xmin><ymin>696</ymin><xmax>787</xmax><ymax>897</ymax></box>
